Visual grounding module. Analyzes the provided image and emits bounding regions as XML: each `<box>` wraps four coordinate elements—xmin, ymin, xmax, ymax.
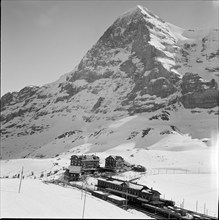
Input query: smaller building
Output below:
<box><xmin>105</xmin><ymin>155</ymin><xmax>124</xmax><ymax>171</ymax></box>
<box><xmin>68</xmin><ymin>165</ymin><xmax>82</xmax><ymax>181</ymax></box>
<box><xmin>132</xmin><ymin>165</ymin><xmax>146</xmax><ymax>172</ymax></box>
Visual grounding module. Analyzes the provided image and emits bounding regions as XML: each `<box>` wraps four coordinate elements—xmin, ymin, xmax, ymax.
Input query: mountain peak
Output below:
<box><xmin>137</xmin><ymin>4</ymin><xmax>150</xmax><ymax>14</ymax></box>
<box><xmin>117</xmin><ymin>4</ymin><xmax>162</xmax><ymax>22</ymax></box>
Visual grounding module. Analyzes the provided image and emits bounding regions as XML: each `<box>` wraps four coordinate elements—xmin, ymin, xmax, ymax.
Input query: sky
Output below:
<box><xmin>1</xmin><ymin>0</ymin><xmax>219</xmax><ymax>96</ymax></box>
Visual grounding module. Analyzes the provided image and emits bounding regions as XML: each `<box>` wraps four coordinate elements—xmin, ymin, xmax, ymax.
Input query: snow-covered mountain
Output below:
<box><xmin>1</xmin><ymin>5</ymin><xmax>218</xmax><ymax>159</ymax></box>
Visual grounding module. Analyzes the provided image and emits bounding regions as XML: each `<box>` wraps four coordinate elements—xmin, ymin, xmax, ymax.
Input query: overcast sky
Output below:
<box><xmin>1</xmin><ymin>0</ymin><xmax>219</xmax><ymax>96</ymax></box>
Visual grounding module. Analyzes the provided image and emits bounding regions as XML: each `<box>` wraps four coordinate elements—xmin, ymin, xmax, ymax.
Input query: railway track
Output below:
<box><xmin>128</xmin><ymin>204</ymin><xmax>169</xmax><ymax>220</ymax></box>
<box><xmin>128</xmin><ymin>203</ymin><xmax>217</xmax><ymax>220</ymax></box>
<box><xmin>177</xmin><ymin>207</ymin><xmax>217</xmax><ymax>220</ymax></box>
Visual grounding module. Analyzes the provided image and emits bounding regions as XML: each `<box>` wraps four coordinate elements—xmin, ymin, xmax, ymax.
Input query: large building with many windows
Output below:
<box><xmin>105</xmin><ymin>155</ymin><xmax>124</xmax><ymax>171</ymax></box>
<box><xmin>70</xmin><ymin>154</ymin><xmax>100</xmax><ymax>172</ymax></box>
<box><xmin>97</xmin><ymin>178</ymin><xmax>162</xmax><ymax>206</ymax></box>
<box><xmin>81</xmin><ymin>155</ymin><xmax>100</xmax><ymax>172</ymax></box>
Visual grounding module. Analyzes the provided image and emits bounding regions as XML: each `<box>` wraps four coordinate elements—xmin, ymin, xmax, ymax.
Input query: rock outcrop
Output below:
<box><xmin>180</xmin><ymin>72</ymin><xmax>218</xmax><ymax>108</ymax></box>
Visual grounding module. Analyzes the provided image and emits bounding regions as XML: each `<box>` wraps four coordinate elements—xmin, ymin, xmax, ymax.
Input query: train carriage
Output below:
<box><xmin>92</xmin><ymin>190</ymin><xmax>109</xmax><ymax>200</ymax></box>
<box><xmin>107</xmin><ymin>194</ymin><xmax>127</xmax><ymax>206</ymax></box>
<box><xmin>142</xmin><ymin>203</ymin><xmax>182</xmax><ymax>219</ymax></box>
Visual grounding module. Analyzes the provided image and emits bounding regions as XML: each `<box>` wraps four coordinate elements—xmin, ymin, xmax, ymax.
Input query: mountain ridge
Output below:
<box><xmin>1</xmin><ymin>5</ymin><xmax>218</xmax><ymax>159</ymax></box>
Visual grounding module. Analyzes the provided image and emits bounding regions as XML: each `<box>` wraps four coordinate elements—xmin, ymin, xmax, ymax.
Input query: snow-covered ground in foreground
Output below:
<box><xmin>137</xmin><ymin>173</ymin><xmax>218</xmax><ymax>217</ymax></box>
<box><xmin>0</xmin><ymin>178</ymin><xmax>150</xmax><ymax>219</ymax></box>
<box><xmin>0</xmin><ymin>132</ymin><xmax>218</xmax><ymax>218</ymax></box>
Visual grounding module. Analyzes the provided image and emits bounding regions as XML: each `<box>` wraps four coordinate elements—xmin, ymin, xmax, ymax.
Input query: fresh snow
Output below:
<box><xmin>167</xmin><ymin>22</ymin><xmax>190</xmax><ymax>42</ymax></box>
<box><xmin>73</xmin><ymin>79</ymin><xmax>88</xmax><ymax>87</ymax></box>
<box><xmin>0</xmin><ymin>179</ymin><xmax>150</xmax><ymax>219</ymax></box>
<box><xmin>138</xmin><ymin>173</ymin><xmax>218</xmax><ymax>217</ymax></box>
<box><xmin>109</xmin><ymin>116</ymin><xmax>138</xmax><ymax>129</ymax></box>
<box><xmin>148</xmin><ymin>132</ymin><xmax>208</xmax><ymax>151</ymax></box>
<box><xmin>156</xmin><ymin>57</ymin><xmax>176</xmax><ymax>71</ymax></box>
<box><xmin>0</xmin><ymin>135</ymin><xmax>217</xmax><ymax>218</ymax></box>
<box><xmin>108</xmin><ymin>194</ymin><xmax>126</xmax><ymax>201</ymax></box>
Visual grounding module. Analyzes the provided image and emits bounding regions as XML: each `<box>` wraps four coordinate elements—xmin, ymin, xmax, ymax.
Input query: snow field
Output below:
<box><xmin>137</xmin><ymin>173</ymin><xmax>218</xmax><ymax>217</ymax></box>
<box><xmin>0</xmin><ymin>178</ymin><xmax>150</xmax><ymax>219</ymax></box>
<box><xmin>108</xmin><ymin>115</ymin><xmax>138</xmax><ymax>129</ymax></box>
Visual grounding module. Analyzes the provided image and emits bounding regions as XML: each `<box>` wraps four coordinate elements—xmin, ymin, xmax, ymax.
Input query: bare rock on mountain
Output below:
<box><xmin>180</xmin><ymin>72</ymin><xmax>219</xmax><ymax>108</ymax></box>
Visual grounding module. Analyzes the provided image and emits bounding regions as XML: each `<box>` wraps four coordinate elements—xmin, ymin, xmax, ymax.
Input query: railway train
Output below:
<box><xmin>142</xmin><ymin>203</ymin><xmax>188</xmax><ymax>219</ymax></box>
<box><xmin>95</xmin><ymin>177</ymin><xmax>217</xmax><ymax>220</ymax></box>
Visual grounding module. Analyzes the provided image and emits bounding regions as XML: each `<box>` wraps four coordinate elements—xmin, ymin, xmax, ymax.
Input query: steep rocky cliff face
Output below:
<box><xmin>1</xmin><ymin>5</ymin><xmax>218</xmax><ymax>159</ymax></box>
<box><xmin>180</xmin><ymin>73</ymin><xmax>218</xmax><ymax>108</ymax></box>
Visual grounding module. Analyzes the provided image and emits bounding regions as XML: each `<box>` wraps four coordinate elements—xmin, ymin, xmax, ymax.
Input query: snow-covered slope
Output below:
<box><xmin>0</xmin><ymin>178</ymin><xmax>150</xmax><ymax>219</ymax></box>
<box><xmin>1</xmin><ymin>124</ymin><xmax>217</xmax><ymax>217</ymax></box>
<box><xmin>1</xmin><ymin>127</ymin><xmax>217</xmax><ymax>179</ymax></box>
<box><xmin>0</xmin><ymin>5</ymin><xmax>218</xmax><ymax>159</ymax></box>
<box><xmin>138</xmin><ymin>173</ymin><xmax>218</xmax><ymax>217</ymax></box>
<box><xmin>1</xmin><ymin>137</ymin><xmax>217</xmax><ymax>217</ymax></box>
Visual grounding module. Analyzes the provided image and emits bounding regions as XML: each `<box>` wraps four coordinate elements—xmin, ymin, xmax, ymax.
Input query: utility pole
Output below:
<box><xmin>126</xmin><ymin>187</ymin><xmax>128</xmax><ymax>210</ymax></box>
<box><xmin>81</xmin><ymin>181</ymin><xmax>84</xmax><ymax>200</ymax></box>
<box><xmin>82</xmin><ymin>181</ymin><xmax>87</xmax><ymax>219</ymax></box>
<box><xmin>81</xmin><ymin>174</ymin><xmax>87</xmax><ymax>200</ymax></box>
<box><xmin>18</xmin><ymin>166</ymin><xmax>24</xmax><ymax>193</ymax></box>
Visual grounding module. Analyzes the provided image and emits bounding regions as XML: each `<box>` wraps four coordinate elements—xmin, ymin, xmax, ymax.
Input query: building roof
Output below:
<box><xmin>106</xmin><ymin>155</ymin><xmax>124</xmax><ymax>161</ymax></box>
<box><xmin>107</xmin><ymin>194</ymin><xmax>126</xmax><ymax>201</ymax></box>
<box><xmin>150</xmin><ymin>200</ymin><xmax>164</xmax><ymax>205</ymax></box>
<box><xmin>98</xmin><ymin>178</ymin><xmax>123</xmax><ymax>185</ymax></box>
<box><xmin>105</xmin><ymin>188</ymin><xmax>138</xmax><ymax>199</ymax></box>
<box><xmin>81</xmin><ymin>155</ymin><xmax>100</xmax><ymax>161</ymax></box>
<box><xmin>121</xmin><ymin>181</ymin><xmax>147</xmax><ymax>190</ymax></box>
<box><xmin>97</xmin><ymin>178</ymin><xmax>161</xmax><ymax>195</ymax></box>
<box><xmin>111</xmin><ymin>180</ymin><xmax>123</xmax><ymax>185</ymax></box>
<box><xmin>152</xmin><ymin>189</ymin><xmax>161</xmax><ymax>195</ymax></box>
<box><xmin>97</xmin><ymin>178</ymin><xmax>107</xmax><ymax>182</ymax></box>
<box><xmin>68</xmin><ymin>165</ymin><xmax>82</xmax><ymax>173</ymax></box>
<box><xmin>137</xmin><ymin>197</ymin><xmax>149</xmax><ymax>203</ymax></box>
<box><xmin>93</xmin><ymin>191</ymin><xmax>109</xmax><ymax>195</ymax></box>
<box><xmin>141</xmin><ymin>189</ymin><xmax>152</xmax><ymax>194</ymax></box>
<box><xmin>70</xmin><ymin>155</ymin><xmax>82</xmax><ymax>159</ymax></box>
<box><xmin>70</xmin><ymin>154</ymin><xmax>99</xmax><ymax>161</ymax></box>
<box><xmin>99</xmin><ymin>178</ymin><xmax>143</xmax><ymax>188</ymax></box>
<box><xmin>126</xmin><ymin>182</ymin><xmax>145</xmax><ymax>190</ymax></box>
